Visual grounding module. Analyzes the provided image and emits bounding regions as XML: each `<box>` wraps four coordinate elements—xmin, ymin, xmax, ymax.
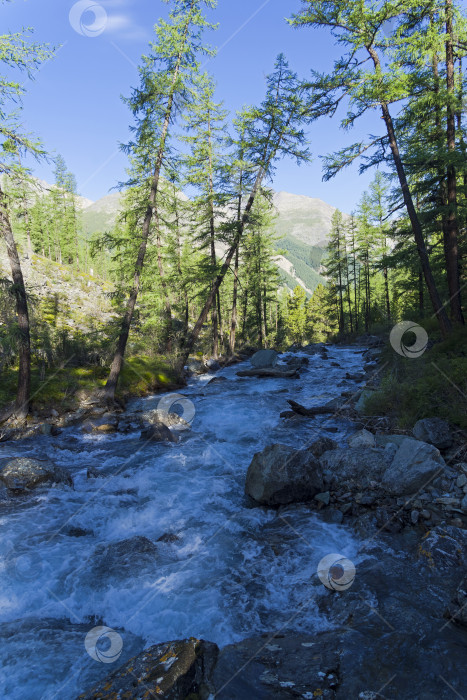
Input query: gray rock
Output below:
<box><xmin>207</xmin><ymin>376</ymin><xmax>227</xmax><ymax>385</ymax></box>
<box><xmin>413</xmin><ymin>417</ymin><xmax>452</xmax><ymax>449</ymax></box>
<box><xmin>456</xmin><ymin>474</ymin><xmax>467</xmax><ymax>488</ymax></box>
<box><xmin>141</xmin><ymin>422</ymin><xmax>178</xmax><ymax>443</ymax></box>
<box><xmin>420</xmin><ymin>526</ymin><xmax>467</xmax><ymax>569</ymax></box>
<box><xmin>250</xmin><ymin>349</ymin><xmax>278</xmax><ymax>369</ymax></box>
<box><xmin>205</xmin><ymin>358</ymin><xmax>221</xmax><ymax>371</ymax></box>
<box><xmin>375</xmin><ymin>433</ymin><xmax>408</xmax><ymax>448</ymax></box>
<box><xmin>319</xmin><ymin>448</ymin><xmax>388</xmax><ymax>490</ymax></box>
<box><xmin>308</xmin><ymin>436</ymin><xmax>339</xmax><ymax>458</ymax></box>
<box><xmin>382</xmin><ymin>442</ymin><xmax>398</xmax><ymax>466</ymax></box>
<box><xmin>445</xmin><ymin>575</ymin><xmax>467</xmax><ymax>627</ymax></box>
<box><xmin>348</xmin><ymin>429</ymin><xmax>375</xmax><ymax>448</ymax></box>
<box><xmin>314</xmin><ymin>491</ymin><xmax>330</xmax><ymax>506</ymax></box>
<box><xmin>0</xmin><ymin>458</ymin><xmax>72</xmax><ymax>492</ymax></box>
<box><xmin>381</xmin><ymin>437</ymin><xmax>446</xmax><ymax>496</ymax></box>
<box><xmin>77</xmin><ymin>637</ymin><xmax>218</xmax><ymax>700</ymax></box>
<box><xmin>411</xmin><ymin>510</ymin><xmax>420</xmax><ymax>524</ymax></box>
<box><xmin>245</xmin><ymin>444</ymin><xmax>323</xmax><ymax>506</ymax></box>
<box><xmin>461</xmin><ymin>494</ymin><xmax>467</xmax><ymax>513</ymax></box>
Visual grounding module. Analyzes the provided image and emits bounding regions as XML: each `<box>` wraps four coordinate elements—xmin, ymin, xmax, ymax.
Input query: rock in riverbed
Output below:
<box><xmin>0</xmin><ymin>457</ymin><xmax>72</xmax><ymax>492</ymax></box>
<box><xmin>381</xmin><ymin>437</ymin><xmax>446</xmax><ymax>495</ymax></box>
<box><xmin>77</xmin><ymin>637</ymin><xmax>218</xmax><ymax>700</ymax></box>
<box><xmin>245</xmin><ymin>444</ymin><xmax>322</xmax><ymax>506</ymax></box>
<box><xmin>250</xmin><ymin>349</ymin><xmax>279</xmax><ymax>368</ymax></box>
<box><xmin>413</xmin><ymin>417</ymin><xmax>453</xmax><ymax>449</ymax></box>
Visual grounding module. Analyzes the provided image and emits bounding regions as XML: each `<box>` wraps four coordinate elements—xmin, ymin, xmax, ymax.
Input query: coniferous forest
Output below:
<box><xmin>1</xmin><ymin>0</ymin><xmax>467</xmax><ymax>422</ymax></box>
<box><xmin>1</xmin><ymin>2</ymin><xmax>467</xmax><ymax>698</ymax></box>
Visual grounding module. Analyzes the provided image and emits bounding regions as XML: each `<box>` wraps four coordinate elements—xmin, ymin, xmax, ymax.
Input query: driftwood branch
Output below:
<box><xmin>287</xmin><ymin>399</ymin><xmax>337</xmax><ymax>416</ymax></box>
<box><xmin>237</xmin><ymin>368</ymin><xmax>299</xmax><ymax>378</ymax></box>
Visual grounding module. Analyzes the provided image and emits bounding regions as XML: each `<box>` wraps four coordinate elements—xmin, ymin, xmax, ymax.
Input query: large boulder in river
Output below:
<box><xmin>245</xmin><ymin>444</ymin><xmax>323</xmax><ymax>506</ymax></box>
<box><xmin>77</xmin><ymin>637</ymin><xmax>218</xmax><ymax>700</ymax></box>
<box><xmin>250</xmin><ymin>349</ymin><xmax>278</xmax><ymax>369</ymax></box>
<box><xmin>0</xmin><ymin>457</ymin><xmax>72</xmax><ymax>492</ymax></box>
<box><xmin>319</xmin><ymin>448</ymin><xmax>387</xmax><ymax>490</ymax></box>
<box><xmin>381</xmin><ymin>437</ymin><xmax>446</xmax><ymax>495</ymax></box>
<box><xmin>413</xmin><ymin>417</ymin><xmax>452</xmax><ymax>450</ymax></box>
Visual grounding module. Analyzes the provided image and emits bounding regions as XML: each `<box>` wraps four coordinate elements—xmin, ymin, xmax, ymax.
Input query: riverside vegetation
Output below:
<box><xmin>1</xmin><ymin>0</ymin><xmax>467</xmax><ymax>428</ymax></box>
<box><xmin>1</xmin><ymin>1</ymin><xmax>467</xmax><ymax>696</ymax></box>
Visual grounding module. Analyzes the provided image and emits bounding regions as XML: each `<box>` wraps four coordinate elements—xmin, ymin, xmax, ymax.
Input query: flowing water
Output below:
<box><xmin>0</xmin><ymin>347</ymin><xmax>368</xmax><ymax>699</ymax></box>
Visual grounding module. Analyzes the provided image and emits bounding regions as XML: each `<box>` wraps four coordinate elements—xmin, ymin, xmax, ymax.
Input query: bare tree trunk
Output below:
<box><xmin>229</xmin><ymin>246</ymin><xmax>239</xmax><ymax>354</ymax></box>
<box><xmin>444</xmin><ymin>0</ymin><xmax>464</xmax><ymax>323</ymax></box>
<box><xmin>154</xmin><ymin>210</ymin><xmax>173</xmax><ymax>352</ymax></box>
<box><xmin>0</xmin><ymin>185</ymin><xmax>31</xmax><ymax>419</ymax></box>
<box><xmin>368</xmin><ymin>46</ymin><xmax>452</xmax><ymax>337</ymax></box>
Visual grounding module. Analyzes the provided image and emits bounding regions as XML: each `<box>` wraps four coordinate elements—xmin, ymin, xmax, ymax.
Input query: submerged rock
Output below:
<box><xmin>413</xmin><ymin>417</ymin><xmax>453</xmax><ymax>450</ymax></box>
<box><xmin>141</xmin><ymin>422</ymin><xmax>178</xmax><ymax>442</ymax></box>
<box><xmin>77</xmin><ymin>638</ymin><xmax>218</xmax><ymax>700</ymax></box>
<box><xmin>245</xmin><ymin>444</ymin><xmax>323</xmax><ymax>506</ymax></box>
<box><xmin>0</xmin><ymin>457</ymin><xmax>72</xmax><ymax>492</ymax></box>
<box><xmin>88</xmin><ymin>535</ymin><xmax>158</xmax><ymax>580</ymax></box>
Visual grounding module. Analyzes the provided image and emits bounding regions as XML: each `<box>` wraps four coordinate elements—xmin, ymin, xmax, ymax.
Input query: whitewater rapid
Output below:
<box><xmin>0</xmin><ymin>347</ymin><xmax>367</xmax><ymax>699</ymax></box>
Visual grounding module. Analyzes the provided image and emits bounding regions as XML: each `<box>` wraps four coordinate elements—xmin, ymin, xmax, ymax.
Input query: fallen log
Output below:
<box><xmin>236</xmin><ymin>368</ymin><xmax>299</xmax><ymax>378</ymax></box>
<box><xmin>287</xmin><ymin>399</ymin><xmax>341</xmax><ymax>416</ymax></box>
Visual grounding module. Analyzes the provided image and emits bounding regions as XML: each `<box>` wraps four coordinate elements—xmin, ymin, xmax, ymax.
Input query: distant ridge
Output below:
<box><xmin>76</xmin><ymin>187</ymin><xmax>341</xmax><ymax>294</ymax></box>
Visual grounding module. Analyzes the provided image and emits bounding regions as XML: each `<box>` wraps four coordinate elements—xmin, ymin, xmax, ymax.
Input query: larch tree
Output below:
<box><xmin>104</xmin><ymin>0</ymin><xmax>217</xmax><ymax>401</ymax></box>
<box><xmin>289</xmin><ymin>0</ymin><xmax>453</xmax><ymax>336</ymax></box>
<box><xmin>177</xmin><ymin>53</ymin><xmax>314</xmax><ymax>369</ymax></box>
<box><xmin>0</xmin><ymin>9</ymin><xmax>54</xmax><ymax>420</ymax></box>
<box><xmin>182</xmin><ymin>71</ymin><xmax>228</xmax><ymax>358</ymax></box>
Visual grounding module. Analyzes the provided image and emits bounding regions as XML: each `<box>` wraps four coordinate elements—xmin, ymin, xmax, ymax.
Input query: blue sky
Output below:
<box><xmin>3</xmin><ymin>0</ymin><xmax>381</xmax><ymax>211</ymax></box>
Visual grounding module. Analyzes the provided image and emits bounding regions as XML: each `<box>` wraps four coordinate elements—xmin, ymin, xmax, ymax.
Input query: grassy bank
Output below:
<box><xmin>0</xmin><ymin>355</ymin><xmax>182</xmax><ymax>417</ymax></box>
<box><xmin>363</xmin><ymin>321</ymin><xmax>467</xmax><ymax>430</ymax></box>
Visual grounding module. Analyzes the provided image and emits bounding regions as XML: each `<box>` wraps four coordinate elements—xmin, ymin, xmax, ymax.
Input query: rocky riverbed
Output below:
<box><xmin>0</xmin><ymin>342</ymin><xmax>466</xmax><ymax>699</ymax></box>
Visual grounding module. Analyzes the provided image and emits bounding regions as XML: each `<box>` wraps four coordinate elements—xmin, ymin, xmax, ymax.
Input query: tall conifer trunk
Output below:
<box><xmin>0</xmin><ymin>186</ymin><xmax>31</xmax><ymax>419</ymax></box>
